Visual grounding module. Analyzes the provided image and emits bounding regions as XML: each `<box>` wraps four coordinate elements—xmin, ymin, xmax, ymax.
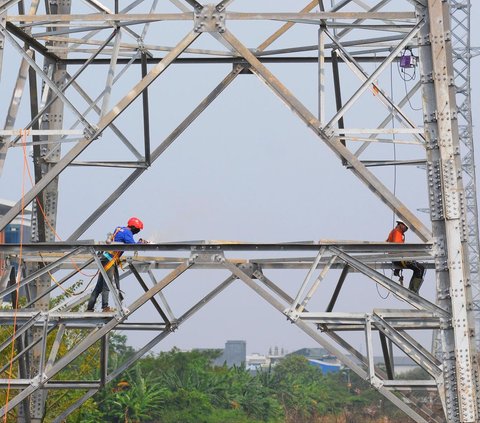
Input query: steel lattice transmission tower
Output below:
<box><xmin>449</xmin><ymin>0</ymin><xmax>480</xmax><ymax>347</ymax></box>
<box><xmin>0</xmin><ymin>1</ymin><xmax>479</xmax><ymax>422</ymax></box>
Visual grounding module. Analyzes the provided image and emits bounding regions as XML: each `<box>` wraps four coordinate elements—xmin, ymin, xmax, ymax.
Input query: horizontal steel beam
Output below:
<box><xmin>0</xmin><ymin>241</ymin><xmax>433</xmax><ymax>253</ymax></box>
<box><xmin>7</xmin><ymin>12</ymin><xmax>416</xmax><ymax>23</ymax></box>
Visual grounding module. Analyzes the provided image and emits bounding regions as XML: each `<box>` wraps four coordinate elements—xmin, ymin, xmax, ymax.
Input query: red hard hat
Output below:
<box><xmin>127</xmin><ymin>217</ymin><xmax>144</xmax><ymax>230</ymax></box>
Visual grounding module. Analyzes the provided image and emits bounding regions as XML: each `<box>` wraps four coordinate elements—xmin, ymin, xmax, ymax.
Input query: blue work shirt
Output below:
<box><xmin>112</xmin><ymin>226</ymin><xmax>138</xmax><ymax>244</ymax></box>
<box><xmin>102</xmin><ymin>226</ymin><xmax>139</xmax><ymax>262</ymax></box>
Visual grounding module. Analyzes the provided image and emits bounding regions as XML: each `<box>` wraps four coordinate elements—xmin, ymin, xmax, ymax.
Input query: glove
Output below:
<box><xmin>393</xmin><ymin>269</ymin><xmax>401</xmax><ymax>277</ymax></box>
<box><xmin>138</xmin><ymin>238</ymin><xmax>150</xmax><ymax>244</ymax></box>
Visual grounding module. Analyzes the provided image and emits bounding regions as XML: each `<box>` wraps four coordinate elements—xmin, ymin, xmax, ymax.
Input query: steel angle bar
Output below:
<box><xmin>298</xmin><ymin>254</ymin><xmax>337</xmax><ymax>312</ymax></box>
<box><xmin>82</xmin><ymin>0</ymin><xmax>142</xmax><ymax>41</ymax></box>
<box><xmin>0</xmin><ymin>30</ymin><xmax>200</xmax><ymax>233</ymax></box>
<box><xmin>0</xmin><ymin>11</ymin><xmax>5</xmax><ymax>84</ymax></box>
<box><xmin>129</xmin><ymin>264</ymin><xmax>170</xmax><ymax>324</ymax></box>
<box><xmin>331</xmin><ymin>46</ymin><xmax>424</xmax><ymax>144</ymax></box>
<box><xmin>7</xmin><ymin>11</ymin><xmax>416</xmax><ymax>24</ymax></box>
<box><xmin>0</xmin><ymin>0</ymin><xmax>21</xmax><ymax>15</ymax></box>
<box><xmin>140</xmin><ymin>0</ymin><xmax>160</xmax><ymax>42</ymax></box>
<box><xmin>9</xmin><ymin>29</ymin><xmax>118</xmax><ymax>149</ymax></box>
<box><xmin>365</xmin><ymin>316</ymin><xmax>376</xmax><ymax>381</ymax></box>
<box><xmin>396</xmin><ymin>327</ymin><xmax>442</xmax><ymax>367</ymax></box>
<box><xmin>55</xmin><ymin>274</ymin><xmax>236</xmax><ymax>421</ymax></box>
<box><xmin>0</xmin><ymin>380</ymin><xmax>100</xmax><ymax>389</ymax></box>
<box><xmin>141</xmin><ymin>52</ymin><xmax>151</xmax><ymax>165</ymax></box>
<box><xmin>224</xmin><ymin>260</ymin><xmax>429</xmax><ymax>422</ymax></box>
<box><xmin>65</xmin><ymin>72</ymin><xmax>143</xmax><ymax>160</ymax></box>
<box><xmin>330</xmin><ymin>246</ymin><xmax>446</xmax><ymax>316</ymax></box>
<box><xmin>0</xmin><ymin>247</ymin><xmax>84</xmax><ymax>300</ymax></box>
<box><xmin>333</xmin><ymin>0</ymin><xmax>391</xmax><ymax>40</ymax></box>
<box><xmin>51</xmin><ymin>389</ymin><xmax>97</xmax><ymax>423</ymax></box>
<box><xmin>380</xmin><ymin>332</ymin><xmax>394</xmax><ymax>379</ymax></box>
<box><xmin>254</xmin><ymin>271</ymin><xmax>297</xmax><ymax>305</ymax></box>
<box><xmin>91</xmin><ymin>249</ymin><xmax>123</xmax><ymax>313</ymax></box>
<box><xmin>372</xmin><ymin>314</ymin><xmax>442</xmax><ymax>379</ymax></box>
<box><xmin>0</xmin><ymin>261</ymin><xmax>191</xmax><ymax>417</ymax></box>
<box><xmin>4</xmin><ymin>32</ymin><xmax>94</xmax><ymax>132</ymax></box>
<box><xmin>38</xmin><ymin>317</ymin><xmax>50</xmax><ymax>381</ymax></box>
<box><xmin>318</xmin><ymin>27</ymin><xmax>326</xmax><ymax>125</ymax></box>
<box><xmin>50</xmin><ymin>291</ymin><xmax>92</xmax><ymax>313</ymax></box>
<box><xmin>147</xmin><ymin>270</ymin><xmax>176</xmax><ymax>321</ymax></box>
<box><xmin>25</xmin><ymin>257</ymin><xmax>95</xmax><ymax>308</ymax></box>
<box><xmin>326</xmin><ymin>264</ymin><xmax>349</xmax><ymax>312</ymax></box>
<box><xmin>0</xmin><ymin>312</ymin><xmax>41</xmax><ymax>354</ymax></box>
<box><xmin>0</xmin><ymin>51</ymin><xmax>31</xmax><ymax>176</ymax></box>
<box><xmin>100</xmin><ymin>29</ymin><xmax>122</xmax><ymax>118</ymax></box>
<box><xmin>67</xmin><ymin>66</ymin><xmax>241</xmax><ymax>241</ymax></box>
<box><xmin>0</xmin><ymin>324</ymin><xmax>57</xmax><ymax>375</ymax></box>
<box><xmin>383</xmin><ymin>380</ymin><xmax>437</xmax><ymax>388</ymax></box>
<box><xmin>220</xmin><ymin>29</ymin><xmax>431</xmax><ymax>242</ymax></box>
<box><xmin>5</xmin><ymin>21</ymin><xmax>59</xmax><ymax>62</ymax></box>
<box><xmin>74</xmin><ymin>0</ymin><xmax>158</xmax><ymax>51</ymax></box>
<box><xmin>45</xmin><ymin>324</ymin><xmax>65</xmax><ymax>373</ymax></box>
<box><xmin>324</xmin><ymin>21</ymin><xmax>423</xmax><ymax>130</ymax></box>
<box><xmin>288</xmin><ymin>246</ymin><xmax>326</xmax><ymax>315</ymax></box>
<box><xmin>223</xmin><ymin>259</ymin><xmax>368</xmax><ymax>375</ymax></box>
<box><xmin>110</xmin><ymin>274</ymin><xmax>236</xmax><ymax>381</ymax></box>
<box><xmin>256</xmin><ymin>0</ymin><xmax>319</xmax><ymax>53</ymax></box>
<box><xmin>322</xmin><ymin>330</ymin><xmax>369</xmax><ymax>373</ymax></box>
<box><xmin>100</xmin><ymin>335</ymin><xmax>108</xmax><ymax>386</ymax></box>
<box><xmin>225</xmin><ymin>12</ymin><xmax>415</xmax><ymax>21</ymax></box>
<box><xmin>182</xmin><ymin>0</ymin><xmax>203</xmax><ymax>11</ymax></box>
<box><xmin>215</xmin><ymin>0</ymin><xmax>236</xmax><ymax>12</ymax></box>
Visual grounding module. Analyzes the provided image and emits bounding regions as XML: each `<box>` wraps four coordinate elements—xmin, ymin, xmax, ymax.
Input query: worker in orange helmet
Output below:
<box><xmin>87</xmin><ymin>217</ymin><xmax>146</xmax><ymax>312</ymax></box>
<box><xmin>386</xmin><ymin>219</ymin><xmax>425</xmax><ymax>294</ymax></box>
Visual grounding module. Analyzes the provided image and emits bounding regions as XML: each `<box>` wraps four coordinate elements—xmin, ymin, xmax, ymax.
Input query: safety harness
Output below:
<box><xmin>103</xmin><ymin>227</ymin><xmax>124</xmax><ymax>271</ymax></box>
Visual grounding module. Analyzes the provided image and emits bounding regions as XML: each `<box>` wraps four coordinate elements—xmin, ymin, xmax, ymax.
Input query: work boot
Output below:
<box><xmin>409</xmin><ymin>277</ymin><xmax>423</xmax><ymax>294</ymax></box>
<box><xmin>102</xmin><ymin>306</ymin><xmax>114</xmax><ymax>312</ymax></box>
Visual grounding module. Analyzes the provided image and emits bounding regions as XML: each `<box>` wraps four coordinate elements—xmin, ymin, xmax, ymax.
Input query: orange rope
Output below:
<box><xmin>3</xmin><ymin>130</ymin><xmax>28</xmax><ymax>421</ymax></box>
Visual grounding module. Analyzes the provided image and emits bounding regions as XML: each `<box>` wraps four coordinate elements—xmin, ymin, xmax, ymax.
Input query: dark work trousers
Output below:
<box><xmin>393</xmin><ymin>260</ymin><xmax>425</xmax><ymax>293</ymax></box>
<box><xmin>87</xmin><ymin>256</ymin><xmax>121</xmax><ymax>310</ymax></box>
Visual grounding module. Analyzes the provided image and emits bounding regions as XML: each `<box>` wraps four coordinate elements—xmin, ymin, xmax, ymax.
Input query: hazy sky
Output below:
<box><xmin>0</xmin><ymin>0</ymin><xmax>479</xmax><ymax>357</ymax></box>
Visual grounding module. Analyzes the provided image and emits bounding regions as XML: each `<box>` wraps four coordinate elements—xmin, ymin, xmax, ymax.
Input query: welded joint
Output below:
<box><xmin>194</xmin><ymin>4</ymin><xmax>226</xmax><ymax>33</ymax></box>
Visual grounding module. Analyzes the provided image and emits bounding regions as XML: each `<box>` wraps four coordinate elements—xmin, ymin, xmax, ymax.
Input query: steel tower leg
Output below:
<box><xmin>419</xmin><ymin>1</ymin><xmax>480</xmax><ymax>421</ymax></box>
<box><xmin>448</xmin><ymin>0</ymin><xmax>480</xmax><ymax>349</ymax></box>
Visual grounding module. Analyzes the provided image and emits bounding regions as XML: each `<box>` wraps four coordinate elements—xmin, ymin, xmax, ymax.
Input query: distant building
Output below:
<box><xmin>289</xmin><ymin>347</ymin><xmax>341</xmax><ymax>373</ymax></box>
<box><xmin>289</xmin><ymin>347</ymin><xmax>419</xmax><ymax>376</ymax></box>
<box><xmin>214</xmin><ymin>340</ymin><xmax>246</xmax><ymax>368</ymax></box>
<box><xmin>0</xmin><ymin>199</ymin><xmax>32</xmax><ymax>303</ymax></box>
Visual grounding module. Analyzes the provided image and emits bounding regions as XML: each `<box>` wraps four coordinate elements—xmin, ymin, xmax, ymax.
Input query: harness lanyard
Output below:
<box><xmin>104</xmin><ymin>228</ymin><xmax>123</xmax><ymax>271</ymax></box>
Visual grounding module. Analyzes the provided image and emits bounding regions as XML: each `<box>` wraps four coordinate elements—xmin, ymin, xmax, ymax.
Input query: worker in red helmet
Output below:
<box><xmin>386</xmin><ymin>219</ymin><xmax>425</xmax><ymax>294</ymax></box>
<box><xmin>87</xmin><ymin>217</ymin><xmax>146</xmax><ymax>312</ymax></box>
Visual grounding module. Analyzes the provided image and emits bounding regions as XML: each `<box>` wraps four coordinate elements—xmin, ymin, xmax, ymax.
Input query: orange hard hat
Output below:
<box><xmin>127</xmin><ymin>217</ymin><xmax>144</xmax><ymax>230</ymax></box>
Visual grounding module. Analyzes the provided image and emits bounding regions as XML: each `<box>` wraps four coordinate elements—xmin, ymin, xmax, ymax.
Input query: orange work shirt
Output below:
<box><xmin>386</xmin><ymin>228</ymin><xmax>404</xmax><ymax>243</ymax></box>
